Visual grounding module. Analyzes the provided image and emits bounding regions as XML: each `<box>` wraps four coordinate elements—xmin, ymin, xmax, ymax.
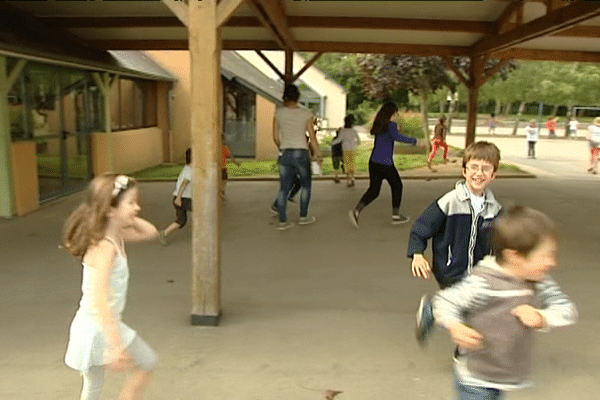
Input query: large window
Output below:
<box><xmin>224</xmin><ymin>80</ymin><xmax>256</xmax><ymax>157</ymax></box>
<box><xmin>110</xmin><ymin>77</ymin><xmax>157</xmax><ymax>131</ymax></box>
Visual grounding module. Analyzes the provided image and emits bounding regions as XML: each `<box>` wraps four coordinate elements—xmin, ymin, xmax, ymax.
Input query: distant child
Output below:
<box><xmin>525</xmin><ymin>120</ymin><xmax>538</xmax><ymax>159</ymax></box>
<box><xmin>63</xmin><ymin>175</ymin><xmax>159</xmax><ymax>400</ymax></box>
<box><xmin>586</xmin><ymin>117</ymin><xmax>600</xmax><ymax>174</ymax></box>
<box><xmin>331</xmin><ymin>114</ymin><xmax>361</xmax><ymax>187</ymax></box>
<box><xmin>433</xmin><ymin>205</ymin><xmax>577</xmax><ymax>400</ymax></box>
<box><xmin>487</xmin><ymin>113</ymin><xmax>497</xmax><ymax>135</ymax></box>
<box><xmin>331</xmin><ymin>128</ymin><xmax>345</xmax><ymax>183</ymax></box>
<box><xmin>545</xmin><ymin>117</ymin><xmax>557</xmax><ymax>137</ymax></box>
<box><xmin>568</xmin><ymin>118</ymin><xmax>579</xmax><ymax>137</ymax></box>
<box><xmin>427</xmin><ymin>114</ymin><xmax>449</xmax><ymax>170</ymax></box>
<box><xmin>221</xmin><ymin>137</ymin><xmax>241</xmax><ymax>198</ymax></box>
<box><xmin>159</xmin><ymin>148</ymin><xmax>191</xmax><ymax>246</ymax></box>
<box><xmin>408</xmin><ymin>141</ymin><xmax>502</xmax><ymax>345</ymax></box>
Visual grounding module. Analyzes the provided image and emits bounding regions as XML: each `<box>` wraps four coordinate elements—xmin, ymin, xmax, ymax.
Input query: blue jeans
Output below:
<box><xmin>277</xmin><ymin>149</ymin><xmax>311</xmax><ymax>222</ymax></box>
<box><xmin>455</xmin><ymin>377</ymin><xmax>502</xmax><ymax>400</ymax></box>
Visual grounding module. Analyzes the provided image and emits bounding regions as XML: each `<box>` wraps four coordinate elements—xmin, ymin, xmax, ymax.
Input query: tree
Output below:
<box><xmin>357</xmin><ymin>55</ymin><xmax>456</xmax><ymax>141</ymax></box>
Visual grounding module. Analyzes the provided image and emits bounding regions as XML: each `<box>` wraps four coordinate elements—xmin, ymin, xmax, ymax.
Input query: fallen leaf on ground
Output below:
<box><xmin>325</xmin><ymin>390</ymin><xmax>342</xmax><ymax>400</ymax></box>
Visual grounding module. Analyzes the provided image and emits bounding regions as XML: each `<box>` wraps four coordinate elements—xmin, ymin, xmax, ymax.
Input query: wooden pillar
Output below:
<box><xmin>465</xmin><ymin>55</ymin><xmax>485</xmax><ymax>148</ymax></box>
<box><xmin>284</xmin><ymin>49</ymin><xmax>293</xmax><ymax>85</ymax></box>
<box><xmin>0</xmin><ymin>56</ymin><xmax>26</xmax><ymax>218</ymax></box>
<box><xmin>189</xmin><ymin>0</ymin><xmax>222</xmax><ymax>326</ymax></box>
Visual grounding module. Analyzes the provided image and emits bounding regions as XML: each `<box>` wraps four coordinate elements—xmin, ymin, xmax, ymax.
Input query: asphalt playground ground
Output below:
<box><xmin>2</xmin><ymin>133</ymin><xmax>600</xmax><ymax>400</ymax></box>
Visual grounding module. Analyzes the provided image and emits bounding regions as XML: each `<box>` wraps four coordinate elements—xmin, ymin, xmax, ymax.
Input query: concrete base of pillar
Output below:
<box><xmin>191</xmin><ymin>312</ymin><xmax>222</xmax><ymax>326</ymax></box>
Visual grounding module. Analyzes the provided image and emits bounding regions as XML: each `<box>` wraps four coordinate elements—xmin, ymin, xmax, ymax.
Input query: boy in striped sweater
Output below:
<box><xmin>433</xmin><ymin>206</ymin><xmax>577</xmax><ymax>399</ymax></box>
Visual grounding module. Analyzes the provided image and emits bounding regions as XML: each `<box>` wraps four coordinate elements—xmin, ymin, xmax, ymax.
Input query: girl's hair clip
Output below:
<box><xmin>111</xmin><ymin>175</ymin><xmax>129</xmax><ymax>198</ymax></box>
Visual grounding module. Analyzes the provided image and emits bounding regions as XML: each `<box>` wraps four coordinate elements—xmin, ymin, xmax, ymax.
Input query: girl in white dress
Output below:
<box><xmin>62</xmin><ymin>175</ymin><xmax>159</xmax><ymax>400</ymax></box>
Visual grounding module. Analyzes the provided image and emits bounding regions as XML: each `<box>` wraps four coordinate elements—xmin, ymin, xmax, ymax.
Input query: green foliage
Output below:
<box><xmin>399</xmin><ymin>112</ymin><xmax>425</xmax><ymax>139</ymax></box>
<box><xmin>353</xmin><ymin>99</ymin><xmax>380</xmax><ymax>126</ymax></box>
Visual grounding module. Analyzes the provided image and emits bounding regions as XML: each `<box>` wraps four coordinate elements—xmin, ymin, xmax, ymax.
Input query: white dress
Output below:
<box><xmin>64</xmin><ymin>238</ymin><xmax>136</xmax><ymax>371</ymax></box>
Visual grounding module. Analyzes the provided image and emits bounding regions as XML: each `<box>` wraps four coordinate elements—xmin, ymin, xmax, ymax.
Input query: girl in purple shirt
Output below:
<box><xmin>348</xmin><ymin>102</ymin><xmax>417</xmax><ymax>227</ymax></box>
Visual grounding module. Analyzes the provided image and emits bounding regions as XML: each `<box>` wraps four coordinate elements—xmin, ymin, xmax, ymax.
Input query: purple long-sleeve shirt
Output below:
<box><xmin>370</xmin><ymin>121</ymin><xmax>417</xmax><ymax>165</ymax></box>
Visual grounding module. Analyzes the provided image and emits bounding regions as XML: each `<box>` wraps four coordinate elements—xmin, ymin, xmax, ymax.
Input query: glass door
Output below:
<box><xmin>27</xmin><ymin>64</ymin><xmax>92</xmax><ymax>201</ymax></box>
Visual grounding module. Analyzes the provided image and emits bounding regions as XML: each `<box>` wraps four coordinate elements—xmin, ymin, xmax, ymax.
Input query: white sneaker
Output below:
<box><xmin>392</xmin><ymin>213</ymin><xmax>410</xmax><ymax>225</ymax></box>
<box><xmin>348</xmin><ymin>209</ymin><xmax>359</xmax><ymax>228</ymax></box>
<box><xmin>298</xmin><ymin>216</ymin><xmax>316</xmax><ymax>225</ymax></box>
<box><xmin>276</xmin><ymin>221</ymin><xmax>294</xmax><ymax>231</ymax></box>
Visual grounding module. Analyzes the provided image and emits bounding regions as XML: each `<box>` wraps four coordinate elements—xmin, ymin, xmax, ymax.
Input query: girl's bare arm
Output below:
<box><xmin>122</xmin><ymin>217</ymin><xmax>159</xmax><ymax>242</ymax></box>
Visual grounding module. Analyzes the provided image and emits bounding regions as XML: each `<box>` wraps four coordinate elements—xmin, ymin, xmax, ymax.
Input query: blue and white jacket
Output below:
<box><xmin>407</xmin><ymin>181</ymin><xmax>502</xmax><ymax>287</ymax></box>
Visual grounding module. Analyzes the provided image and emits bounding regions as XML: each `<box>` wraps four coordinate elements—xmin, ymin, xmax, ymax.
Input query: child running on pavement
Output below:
<box><xmin>63</xmin><ymin>175</ymin><xmax>159</xmax><ymax>400</ymax></box>
<box><xmin>331</xmin><ymin>114</ymin><xmax>361</xmax><ymax>187</ymax></box>
<box><xmin>434</xmin><ymin>205</ymin><xmax>577</xmax><ymax>400</ymax></box>
<box><xmin>159</xmin><ymin>148</ymin><xmax>191</xmax><ymax>245</ymax></box>
<box><xmin>427</xmin><ymin>113</ymin><xmax>450</xmax><ymax>171</ymax></box>
<box><xmin>407</xmin><ymin>141</ymin><xmax>503</xmax><ymax>345</ymax></box>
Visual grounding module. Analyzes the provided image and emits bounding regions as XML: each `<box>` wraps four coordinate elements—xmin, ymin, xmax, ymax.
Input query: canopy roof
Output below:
<box><xmin>3</xmin><ymin>0</ymin><xmax>600</xmax><ymax>63</ymax></box>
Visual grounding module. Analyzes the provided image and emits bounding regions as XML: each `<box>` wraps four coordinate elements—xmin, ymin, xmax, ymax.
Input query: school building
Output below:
<box><xmin>1</xmin><ymin>15</ymin><xmax>346</xmax><ymax>219</ymax></box>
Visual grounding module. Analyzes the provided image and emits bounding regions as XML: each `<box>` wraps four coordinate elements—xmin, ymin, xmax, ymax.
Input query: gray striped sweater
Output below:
<box><xmin>433</xmin><ymin>256</ymin><xmax>578</xmax><ymax>390</ymax></box>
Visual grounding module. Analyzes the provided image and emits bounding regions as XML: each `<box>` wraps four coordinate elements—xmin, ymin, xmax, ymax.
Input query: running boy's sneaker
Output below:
<box><xmin>416</xmin><ymin>294</ymin><xmax>435</xmax><ymax>347</ymax></box>
<box><xmin>298</xmin><ymin>216</ymin><xmax>316</xmax><ymax>225</ymax></box>
<box><xmin>158</xmin><ymin>230</ymin><xmax>167</xmax><ymax>246</ymax></box>
<box><xmin>276</xmin><ymin>221</ymin><xmax>294</xmax><ymax>231</ymax></box>
<box><xmin>392</xmin><ymin>213</ymin><xmax>410</xmax><ymax>224</ymax></box>
<box><xmin>348</xmin><ymin>209</ymin><xmax>359</xmax><ymax>228</ymax></box>
<box><xmin>270</xmin><ymin>204</ymin><xmax>278</xmax><ymax>215</ymax></box>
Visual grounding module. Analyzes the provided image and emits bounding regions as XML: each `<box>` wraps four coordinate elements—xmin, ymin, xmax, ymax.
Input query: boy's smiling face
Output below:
<box><xmin>505</xmin><ymin>236</ymin><xmax>557</xmax><ymax>282</ymax></box>
<box><xmin>462</xmin><ymin>158</ymin><xmax>496</xmax><ymax>196</ymax></box>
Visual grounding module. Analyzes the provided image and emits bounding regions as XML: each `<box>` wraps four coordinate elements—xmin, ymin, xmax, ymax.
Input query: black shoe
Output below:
<box><xmin>416</xmin><ymin>294</ymin><xmax>435</xmax><ymax>347</ymax></box>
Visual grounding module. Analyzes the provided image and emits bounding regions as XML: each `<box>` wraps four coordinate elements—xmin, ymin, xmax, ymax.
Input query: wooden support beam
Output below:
<box><xmin>472</xmin><ymin>0</ymin><xmax>600</xmax><ymax>56</ymax></box>
<box><xmin>287</xmin><ymin>16</ymin><xmax>491</xmax><ymax>33</ymax></box>
<box><xmin>246</xmin><ymin>0</ymin><xmax>287</xmax><ymax>49</ymax></box>
<box><xmin>217</xmin><ymin>0</ymin><xmax>247</xmax><ymax>27</ymax></box>
<box><xmin>481</xmin><ymin>59</ymin><xmax>509</xmax><ymax>85</ymax></box>
<box><xmin>495</xmin><ymin>1</ymin><xmax>523</xmax><ymax>34</ymax></box>
<box><xmin>292</xmin><ymin>52</ymin><xmax>322</xmax><ymax>82</ymax></box>
<box><xmin>189</xmin><ymin>0</ymin><xmax>222</xmax><ymax>326</ymax></box>
<box><xmin>254</xmin><ymin>50</ymin><xmax>285</xmax><ymax>81</ymax></box>
<box><xmin>42</xmin><ymin>15</ymin><xmax>491</xmax><ymax>33</ymax></box>
<box><xmin>42</xmin><ymin>16</ymin><xmax>185</xmax><ymax>28</ymax></box>
<box><xmin>493</xmin><ymin>47</ymin><xmax>600</xmax><ymax>63</ymax></box>
<box><xmin>553</xmin><ymin>25</ymin><xmax>600</xmax><ymax>38</ymax></box>
<box><xmin>442</xmin><ymin>57</ymin><xmax>470</xmax><ymax>88</ymax></box>
<box><xmin>284</xmin><ymin>49</ymin><xmax>293</xmax><ymax>84</ymax></box>
<box><xmin>545</xmin><ymin>0</ymin><xmax>565</xmax><ymax>14</ymax></box>
<box><xmin>161</xmin><ymin>0</ymin><xmax>189</xmax><ymax>27</ymax></box>
<box><xmin>254</xmin><ymin>0</ymin><xmax>296</xmax><ymax>50</ymax></box>
<box><xmin>465</xmin><ymin>55</ymin><xmax>487</xmax><ymax>148</ymax></box>
<box><xmin>516</xmin><ymin>2</ymin><xmax>523</xmax><ymax>26</ymax></box>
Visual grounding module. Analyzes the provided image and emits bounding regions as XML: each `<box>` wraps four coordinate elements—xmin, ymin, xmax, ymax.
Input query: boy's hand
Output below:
<box><xmin>447</xmin><ymin>322</ymin><xmax>482</xmax><ymax>349</ymax></box>
<box><xmin>174</xmin><ymin>197</ymin><xmax>182</xmax><ymax>207</ymax></box>
<box><xmin>511</xmin><ymin>304</ymin><xmax>545</xmax><ymax>329</ymax></box>
<box><xmin>411</xmin><ymin>254</ymin><xmax>431</xmax><ymax>279</ymax></box>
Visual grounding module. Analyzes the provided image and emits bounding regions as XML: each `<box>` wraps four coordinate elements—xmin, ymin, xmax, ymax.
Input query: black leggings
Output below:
<box><xmin>356</xmin><ymin>160</ymin><xmax>403</xmax><ymax>211</ymax></box>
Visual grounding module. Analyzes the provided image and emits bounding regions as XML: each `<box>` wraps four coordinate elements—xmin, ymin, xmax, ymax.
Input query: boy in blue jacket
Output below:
<box><xmin>407</xmin><ymin>141</ymin><xmax>502</xmax><ymax>345</ymax></box>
